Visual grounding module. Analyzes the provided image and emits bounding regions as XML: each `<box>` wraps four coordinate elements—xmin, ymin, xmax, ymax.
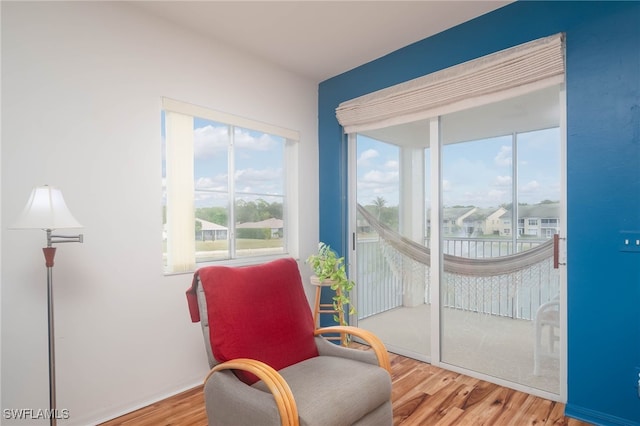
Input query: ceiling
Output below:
<box><xmin>133</xmin><ymin>1</ymin><xmax>556</xmax><ymax>146</ymax></box>
<box><xmin>130</xmin><ymin>1</ymin><xmax>512</xmax><ymax>83</ymax></box>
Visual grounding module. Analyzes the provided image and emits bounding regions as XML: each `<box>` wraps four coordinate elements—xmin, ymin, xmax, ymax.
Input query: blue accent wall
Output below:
<box><xmin>318</xmin><ymin>2</ymin><xmax>640</xmax><ymax>424</ymax></box>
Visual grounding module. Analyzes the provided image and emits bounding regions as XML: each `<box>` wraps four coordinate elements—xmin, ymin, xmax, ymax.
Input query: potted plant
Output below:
<box><xmin>306</xmin><ymin>242</ymin><xmax>356</xmax><ymax>326</ymax></box>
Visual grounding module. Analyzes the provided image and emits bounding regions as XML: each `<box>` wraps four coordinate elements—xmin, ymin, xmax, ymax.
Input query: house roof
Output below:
<box><xmin>195</xmin><ymin>218</ymin><xmax>227</xmax><ymax>231</ymax></box>
<box><xmin>236</xmin><ymin>218</ymin><xmax>284</xmax><ymax>229</ymax></box>
<box><xmin>464</xmin><ymin>207</ymin><xmax>503</xmax><ymax>222</ymax></box>
<box><xmin>435</xmin><ymin>203</ymin><xmax>560</xmax><ymax>223</ymax></box>
<box><xmin>442</xmin><ymin>207</ymin><xmax>476</xmax><ymax>221</ymax></box>
<box><xmin>504</xmin><ymin>203</ymin><xmax>561</xmax><ymax>219</ymax></box>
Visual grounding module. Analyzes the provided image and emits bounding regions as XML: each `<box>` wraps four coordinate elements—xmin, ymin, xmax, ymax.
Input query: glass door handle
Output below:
<box><xmin>553</xmin><ymin>234</ymin><xmax>566</xmax><ymax>268</ymax></box>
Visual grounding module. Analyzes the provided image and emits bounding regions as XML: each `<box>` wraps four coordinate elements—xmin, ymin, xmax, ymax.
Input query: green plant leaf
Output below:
<box><xmin>306</xmin><ymin>242</ymin><xmax>357</xmax><ymax>327</ymax></box>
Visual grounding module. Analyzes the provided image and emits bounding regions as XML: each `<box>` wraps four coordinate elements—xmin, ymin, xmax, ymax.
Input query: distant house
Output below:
<box><xmin>517</xmin><ymin>203</ymin><xmax>560</xmax><ymax>238</ymax></box>
<box><xmin>196</xmin><ymin>218</ymin><xmax>228</xmax><ymax>241</ymax></box>
<box><xmin>500</xmin><ymin>203</ymin><xmax>560</xmax><ymax>238</ymax></box>
<box><xmin>462</xmin><ymin>207</ymin><xmax>507</xmax><ymax>236</ymax></box>
<box><xmin>441</xmin><ymin>207</ymin><xmax>476</xmax><ymax>235</ymax></box>
<box><xmin>236</xmin><ymin>218</ymin><xmax>284</xmax><ymax>238</ymax></box>
<box><xmin>435</xmin><ymin>203</ymin><xmax>559</xmax><ymax>238</ymax></box>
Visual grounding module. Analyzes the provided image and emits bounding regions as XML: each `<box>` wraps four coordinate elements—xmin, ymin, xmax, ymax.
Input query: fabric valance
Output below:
<box><xmin>336</xmin><ymin>33</ymin><xmax>564</xmax><ymax>133</ymax></box>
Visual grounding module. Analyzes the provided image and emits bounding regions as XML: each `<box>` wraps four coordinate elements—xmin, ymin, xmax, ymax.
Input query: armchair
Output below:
<box><xmin>186</xmin><ymin>258</ymin><xmax>392</xmax><ymax>426</ymax></box>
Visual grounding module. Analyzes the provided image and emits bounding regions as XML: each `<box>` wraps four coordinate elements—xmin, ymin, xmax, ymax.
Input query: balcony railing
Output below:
<box><xmin>438</xmin><ymin>237</ymin><xmax>547</xmax><ymax>258</ymax></box>
<box><xmin>356</xmin><ymin>237</ymin><xmax>558</xmax><ymax>321</ymax></box>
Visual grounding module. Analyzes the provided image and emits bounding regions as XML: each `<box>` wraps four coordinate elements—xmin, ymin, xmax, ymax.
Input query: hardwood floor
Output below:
<box><xmin>388</xmin><ymin>353</ymin><xmax>587</xmax><ymax>425</ymax></box>
<box><xmin>100</xmin><ymin>351</ymin><xmax>590</xmax><ymax>426</ymax></box>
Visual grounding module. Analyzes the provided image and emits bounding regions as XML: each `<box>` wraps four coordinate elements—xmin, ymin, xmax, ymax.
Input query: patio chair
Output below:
<box><xmin>186</xmin><ymin>257</ymin><xmax>392</xmax><ymax>426</ymax></box>
<box><xmin>533</xmin><ymin>297</ymin><xmax>560</xmax><ymax>375</ymax></box>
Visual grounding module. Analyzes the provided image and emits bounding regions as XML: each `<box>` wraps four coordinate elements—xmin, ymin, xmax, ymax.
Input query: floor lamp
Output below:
<box><xmin>11</xmin><ymin>185</ymin><xmax>83</xmax><ymax>426</ymax></box>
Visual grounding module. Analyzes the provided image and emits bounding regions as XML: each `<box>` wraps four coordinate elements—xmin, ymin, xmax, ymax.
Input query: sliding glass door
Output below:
<box><xmin>350</xmin><ymin>85</ymin><xmax>565</xmax><ymax>398</ymax></box>
<box><xmin>440</xmin><ymin>88</ymin><xmax>562</xmax><ymax>394</ymax></box>
<box><xmin>352</xmin><ymin>128</ymin><xmax>431</xmax><ymax>360</ymax></box>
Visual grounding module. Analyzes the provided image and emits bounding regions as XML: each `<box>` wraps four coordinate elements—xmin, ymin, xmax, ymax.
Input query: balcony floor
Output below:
<box><xmin>358</xmin><ymin>304</ymin><xmax>560</xmax><ymax>395</ymax></box>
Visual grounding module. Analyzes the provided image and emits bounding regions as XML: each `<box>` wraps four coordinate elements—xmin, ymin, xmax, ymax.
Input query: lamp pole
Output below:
<box><xmin>44</xmin><ymin>244</ymin><xmax>57</xmax><ymax>426</ymax></box>
<box><xmin>43</xmin><ymin>230</ymin><xmax>83</xmax><ymax>426</ymax></box>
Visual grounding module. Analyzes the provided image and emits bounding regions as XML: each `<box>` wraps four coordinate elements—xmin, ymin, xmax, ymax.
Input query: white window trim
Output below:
<box><xmin>162</xmin><ymin>98</ymin><xmax>300</xmax><ymax>274</ymax></box>
<box><xmin>163</xmin><ymin>98</ymin><xmax>300</xmax><ymax>141</ymax></box>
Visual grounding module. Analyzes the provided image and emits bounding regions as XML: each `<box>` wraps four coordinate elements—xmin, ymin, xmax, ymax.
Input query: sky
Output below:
<box><xmin>192</xmin><ymin>117</ymin><xmax>284</xmax><ymax>208</ymax></box>
<box><xmin>356</xmin><ymin>127</ymin><xmax>561</xmax><ymax>209</ymax></box>
<box><xmin>163</xmin><ymin>112</ymin><xmax>561</xmax><ymax>214</ymax></box>
<box><xmin>162</xmin><ymin>114</ymin><xmax>285</xmax><ymax>209</ymax></box>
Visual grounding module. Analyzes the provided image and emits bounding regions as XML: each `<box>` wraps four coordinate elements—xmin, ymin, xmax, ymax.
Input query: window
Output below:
<box><xmin>162</xmin><ymin>98</ymin><xmax>299</xmax><ymax>273</ymax></box>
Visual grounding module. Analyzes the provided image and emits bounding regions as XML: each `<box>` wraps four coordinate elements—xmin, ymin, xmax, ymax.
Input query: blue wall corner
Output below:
<box><xmin>318</xmin><ymin>1</ymin><xmax>640</xmax><ymax>424</ymax></box>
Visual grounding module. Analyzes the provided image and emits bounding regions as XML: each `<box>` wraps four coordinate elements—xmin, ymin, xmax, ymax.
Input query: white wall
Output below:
<box><xmin>0</xmin><ymin>2</ymin><xmax>319</xmax><ymax>425</ymax></box>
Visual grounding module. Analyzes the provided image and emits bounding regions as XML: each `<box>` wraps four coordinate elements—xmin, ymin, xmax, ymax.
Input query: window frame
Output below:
<box><xmin>162</xmin><ymin>97</ymin><xmax>300</xmax><ymax>274</ymax></box>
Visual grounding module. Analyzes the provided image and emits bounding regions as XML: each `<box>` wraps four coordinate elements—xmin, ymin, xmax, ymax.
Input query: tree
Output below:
<box><xmin>195</xmin><ymin>207</ymin><xmax>227</xmax><ymax>226</ymax></box>
<box><xmin>373</xmin><ymin>196</ymin><xmax>386</xmax><ymax>220</ymax></box>
<box><xmin>236</xmin><ymin>199</ymin><xmax>283</xmax><ymax>223</ymax></box>
<box><xmin>266</xmin><ymin>201</ymin><xmax>283</xmax><ymax>220</ymax></box>
<box><xmin>380</xmin><ymin>206</ymin><xmax>399</xmax><ymax>231</ymax></box>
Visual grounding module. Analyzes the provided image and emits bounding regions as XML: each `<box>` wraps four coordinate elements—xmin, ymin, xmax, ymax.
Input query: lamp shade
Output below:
<box><xmin>11</xmin><ymin>185</ymin><xmax>83</xmax><ymax>230</ymax></box>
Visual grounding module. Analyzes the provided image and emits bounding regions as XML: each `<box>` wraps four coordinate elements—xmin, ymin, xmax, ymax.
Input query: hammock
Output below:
<box><xmin>357</xmin><ymin>204</ymin><xmax>554</xmax><ymax>277</ymax></box>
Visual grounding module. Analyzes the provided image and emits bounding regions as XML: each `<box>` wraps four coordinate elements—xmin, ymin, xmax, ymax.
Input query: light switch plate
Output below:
<box><xmin>620</xmin><ymin>231</ymin><xmax>640</xmax><ymax>252</ymax></box>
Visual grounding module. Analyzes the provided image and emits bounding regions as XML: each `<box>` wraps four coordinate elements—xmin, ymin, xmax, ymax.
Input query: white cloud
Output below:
<box><xmin>194</xmin><ymin>177</ymin><xmax>228</xmax><ymax>204</ymax></box>
<box><xmin>195</xmin><ymin>176</ymin><xmax>226</xmax><ymax>191</ymax></box>
<box><xmin>357</xmin><ymin>149</ymin><xmax>379</xmax><ymax>166</ymax></box>
<box><xmin>194</xmin><ymin>125</ymin><xmax>228</xmax><ymax>158</ymax></box>
<box><xmin>235</xmin><ymin>167</ymin><xmax>282</xmax><ymax>183</ymax></box>
<box><xmin>357</xmin><ymin>169</ymin><xmax>399</xmax><ymax>204</ymax></box>
<box><xmin>445</xmin><ymin>188</ymin><xmax>507</xmax><ymax>206</ymax></box>
<box><xmin>494</xmin><ymin>175</ymin><xmax>512</xmax><ymax>186</ymax></box>
<box><xmin>193</xmin><ymin>125</ymin><xmax>278</xmax><ymax>159</ymax></box>
<box><xmin>194</xmin><ymin>169</ymin><xmax>283</xmax><ymax>203</ymax></box>
<box><xmin>235</xmin><ymin>168</ymin><xmax>283</xmax><ymax>194</ymax></box>
<box><xmin>494</xmin><ymin>145</ymin><xmax>512</xmax><ymax>167</ymax></box>
<box><xmin>384</xmin><ymin>160</ymin><xmax>399</xmax><ymax>170</ymax></box>
<box><xmin>361</xmin><ymin>169</ymin><xmax>398</xmax><ymax>184</ymax></box>
<box><xmin>520</xmin><ymin>180</ymin><xmax>540</xmax><ymax>193</ymax></box>
<box><xmin>234</xmin><ymin>130</ymin><xmax>278</xmax><ymax>151</ymax></box>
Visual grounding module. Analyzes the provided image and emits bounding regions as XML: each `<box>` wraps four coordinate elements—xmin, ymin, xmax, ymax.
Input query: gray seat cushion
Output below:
<box><xmin>253</xmin><ymin>355</ymin><xmax>392</xmax><ymax>426</ymax></box>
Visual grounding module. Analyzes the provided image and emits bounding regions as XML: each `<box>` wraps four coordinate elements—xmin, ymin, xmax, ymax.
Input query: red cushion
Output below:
<box><xmin>197</xmin><ymin>258</ymin><xmax>319</xmax><ymax>385</ymax></box>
